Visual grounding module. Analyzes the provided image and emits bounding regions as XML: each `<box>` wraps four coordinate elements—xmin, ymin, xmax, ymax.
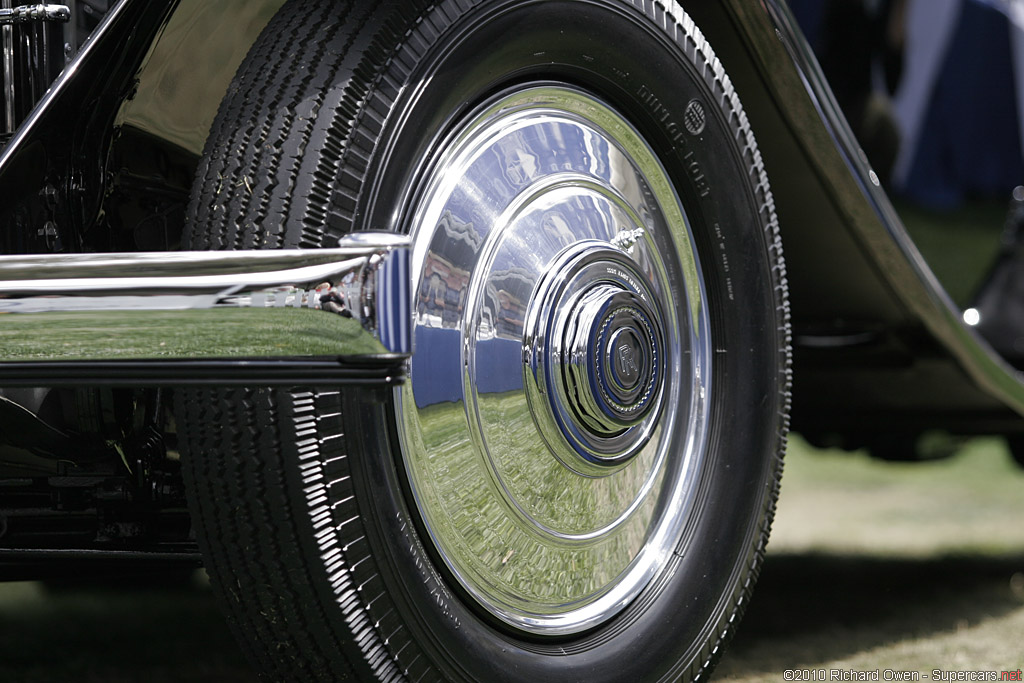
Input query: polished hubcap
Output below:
<box><xmin>398</xmin><ymin>85</ymin><xmax>711</xmax><ymax>635</ymax></box>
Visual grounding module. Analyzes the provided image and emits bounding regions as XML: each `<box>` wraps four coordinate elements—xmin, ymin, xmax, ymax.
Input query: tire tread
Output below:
<box><xmin>179</xmin><ymin>1</ymin><xmax>791</xmax><ymax>681</ymax></box>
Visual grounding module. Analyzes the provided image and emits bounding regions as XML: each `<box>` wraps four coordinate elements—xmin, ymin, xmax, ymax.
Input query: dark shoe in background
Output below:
<box><xmin>968</xmin><ymin>186</ymin><xmax>1024</xmax><ymax>365</ymax></box>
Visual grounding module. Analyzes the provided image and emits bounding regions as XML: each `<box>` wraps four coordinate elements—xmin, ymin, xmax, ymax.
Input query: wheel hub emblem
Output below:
<box><xmin>616</xmin><ymin>334</ymin><xmax>641</xmax><ymax>386</ymax></box>
<box><xmin>596</xmin><ymin>306</ymin><xmax>658</xmax><ymax>416</ymax></box>
<box><xmin>524</xmin><ymin>241</ymin><xmax>667</xmax><ymax>473</ymax></box>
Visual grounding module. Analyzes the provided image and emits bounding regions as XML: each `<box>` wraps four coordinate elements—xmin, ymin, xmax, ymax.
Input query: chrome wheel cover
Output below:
<box><xmin>397</xmin><ymin>85</ymin><xmax>711</xmax><ymax>635</ymax></box>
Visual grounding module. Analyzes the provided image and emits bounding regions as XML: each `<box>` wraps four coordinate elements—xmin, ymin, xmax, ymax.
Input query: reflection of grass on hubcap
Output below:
<box><xmin>407</xmin><ymin>391</ymin><xmax>661</xmax><ymax>611</ymax></box>
<box><xmin>0</xmin><ymin>308</ymin><xmax>386</xmax><ymax>360</ymax></box>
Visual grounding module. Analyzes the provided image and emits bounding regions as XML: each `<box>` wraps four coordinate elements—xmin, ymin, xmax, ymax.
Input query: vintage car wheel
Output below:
<box><xmin>177</xmin><ymin>1</ymin><xmax>790</xmax><ymax>681</ymax></box>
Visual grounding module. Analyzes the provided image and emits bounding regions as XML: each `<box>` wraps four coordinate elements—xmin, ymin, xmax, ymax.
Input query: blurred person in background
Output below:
<box><xmin>790</xmin><ymin>0</ymin><xmax>907</xmax><ymax>188</ymax></box>
<box><xmin>792</xmin><ymin>0</ymin><xmax>1024</xmax><ymax>364</ymax></box>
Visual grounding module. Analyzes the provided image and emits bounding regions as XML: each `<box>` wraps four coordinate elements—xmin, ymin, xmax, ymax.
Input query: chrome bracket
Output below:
<box><xmin>0</xmin><ymin>4</ymin><xmax>70</xmax><ymax>25</ymax></box>
<box><xmin>2</xmin><ymin>3</ymin><xmax>69</xmax><ymax>137</ymax></box>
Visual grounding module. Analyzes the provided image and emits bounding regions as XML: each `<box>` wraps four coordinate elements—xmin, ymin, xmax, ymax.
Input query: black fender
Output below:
<box><xmin>686</xmin><ymin>1</ymin><xmax>1024</xmax><ymax>440</ymax></box>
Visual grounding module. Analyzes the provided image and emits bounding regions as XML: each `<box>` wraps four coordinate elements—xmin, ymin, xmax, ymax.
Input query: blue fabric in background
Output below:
<box><xmin>790</xmin><ymin>0</ymin><xmax>1024</xmax><ymax>209</ymax></box>
<box><xmin>901</xmin><ymin>0</ymin><xmax>1024</xmax><ymax>208</ymax></box>
<box><xmin>788</xmin><ymin>0</ymin><xmax>828</xmax><ymax>53</ymax></box>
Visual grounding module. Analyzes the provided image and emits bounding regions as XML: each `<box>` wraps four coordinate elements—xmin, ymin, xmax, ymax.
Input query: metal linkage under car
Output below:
<box><xmin>1</xmin><ymin>1</ymin><xmax>109</xmax><ymax>147</ymax></box>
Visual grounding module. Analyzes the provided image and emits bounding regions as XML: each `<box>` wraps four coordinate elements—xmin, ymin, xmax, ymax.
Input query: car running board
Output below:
<box><xmin>0</xmin><ymin>232</ymin><xmax>411</xmax><ymax>386</ymax></box>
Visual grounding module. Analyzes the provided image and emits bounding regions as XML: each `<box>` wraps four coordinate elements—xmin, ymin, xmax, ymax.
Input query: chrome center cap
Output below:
<box><xmin>563</xmin><ymin>285</ymin><xmax>661</xmax><ymax>435</ymax></box>
<box><xmin>609</xmin><ymin>328</ymin><xmax>643</xmax><ymax>389</ymax></box>
<box><xmin>525</xmin><ymin>241</ymin><xmax>667</xmax><ymax>474</ymax></box>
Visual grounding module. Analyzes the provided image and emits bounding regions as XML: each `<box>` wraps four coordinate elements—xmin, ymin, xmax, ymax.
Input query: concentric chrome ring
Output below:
<box><xmin>396</xmin><ymin>84</ymin><xmax>711</xmax><ymax>636</ymax></box>
<box><xmin>524</xmin><ymin>242</ymin><xmax>666</xmax><ymax>472</ymax></box>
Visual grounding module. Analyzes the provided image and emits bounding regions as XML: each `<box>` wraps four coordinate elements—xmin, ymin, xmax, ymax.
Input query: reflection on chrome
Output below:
<box><xmin>0</xmin><ymin>232</ymin><xmax>411</xmax><ymax>361</ymax></box>
<box><xmin>0</xmin><ymin>4</ymin><xmax>70</xmax><ymax>24</ymax></box>
<box><xmin>397</xmin><ymin>85</ymin><xmax>711</xmax><ymax>636</ymax></box>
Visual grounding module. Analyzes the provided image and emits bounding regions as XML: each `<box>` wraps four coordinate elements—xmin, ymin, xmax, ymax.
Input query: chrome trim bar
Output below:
<box><xmin>0</xmin><ymin>233</ymin><xmax>411</xmax><ymax>367</ymax></box>
<box><xmin>1</xmin><ymin>0</ymin><xmax>14</xmax><ymax>135</ymax></box>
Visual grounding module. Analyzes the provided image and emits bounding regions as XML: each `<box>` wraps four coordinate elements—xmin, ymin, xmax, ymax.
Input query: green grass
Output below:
<box><xmin>895</xmin><ymin>198</ymin><xmax>1007</xmax><ymax>307</ymax></box>
<box><xmin>770</xmin><ymin>434</ymin><xmax>1024</xmax><ymax>557</ymax></box>
<box><xmin>714</xmin><ymin>434</ymin><xmax>1024</xmax><ymax>680</ymax></box>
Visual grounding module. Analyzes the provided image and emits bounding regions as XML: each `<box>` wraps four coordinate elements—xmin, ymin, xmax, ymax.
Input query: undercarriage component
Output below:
<box><xmin>0</xmin><ymin>385</ymin><xmax>191</xmax><ymax>561</ymax></box>
<box><xmin>0</xmin><ymin>547</ymin><xmax>200</xmax><ymax>582</ymax></box>
<box><xmin>1</xmin><ymin>3</ymin><xmax>69</xmax><ymax>142</ymax></box>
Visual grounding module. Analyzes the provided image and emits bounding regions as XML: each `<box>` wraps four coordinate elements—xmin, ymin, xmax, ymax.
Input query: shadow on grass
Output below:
<box><xmin>1</xmin><ymin>553</ymin><xmax>1022</xmax><ymax>680</ymax></box>
<box><xmin>717</xmin><ymin>552</ymin><xmax>1024</xmax><ymax>677</ymax></box>
<box><xmin>0</xmin><ymin>573</ymin><xmax>256</xmax><ymax>683</ymax></box>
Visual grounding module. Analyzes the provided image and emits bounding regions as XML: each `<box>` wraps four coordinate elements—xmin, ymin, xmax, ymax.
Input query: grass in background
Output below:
<box><xmin>896</xmin><ymin>198</ymin><xmax>1007</xmax><ymax>306</ymax></box>
<box><xmin>715</xmin><ymin>434</ymin><xmax>1024</xmax><ymax>680</ymax></box>
<box><xmin>770</xmin><ymin>434</ymin><xmax>1024</xmax><ymax>556</ymax></box>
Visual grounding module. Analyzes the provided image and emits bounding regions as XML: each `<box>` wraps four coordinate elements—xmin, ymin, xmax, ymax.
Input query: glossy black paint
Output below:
<box><xmin>0</xmin><ymin>0</ymin><xmax>179</xmax><ymax>255</ymax></box>
<box><xmin>686</xmin><ymin>0</ymin><xmax>1024</xmax><ymax>442</ymax></box>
